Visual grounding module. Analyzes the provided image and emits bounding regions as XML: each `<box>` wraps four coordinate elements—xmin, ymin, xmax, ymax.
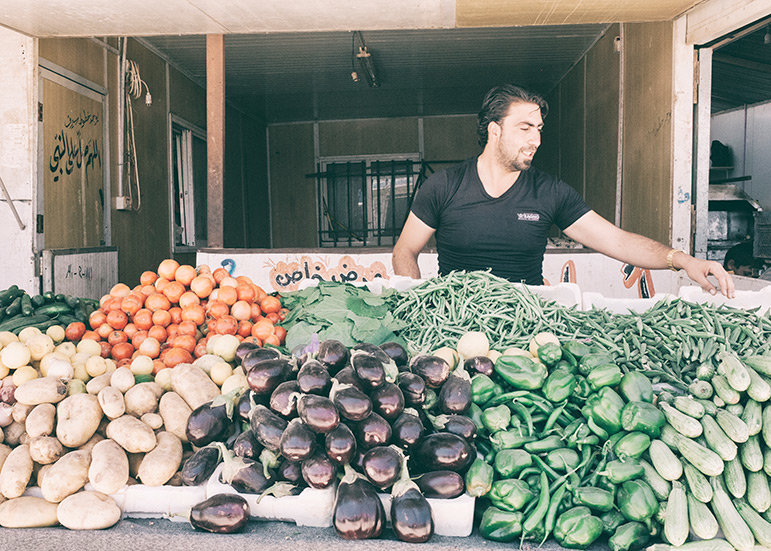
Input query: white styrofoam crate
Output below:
<box><xmin>206</xmin><ymin>464</ymin><xmax>473</xmax><ymax>536</ymax></box>
<box><xmin>678</xmin><ymin>284</ymin><xmax>771</xmax><ymax>316</ymax></box>
<box><xmin>582</xmin><ymin>292</ymin><xmax>675</xmax><ymax>314</ymax></box>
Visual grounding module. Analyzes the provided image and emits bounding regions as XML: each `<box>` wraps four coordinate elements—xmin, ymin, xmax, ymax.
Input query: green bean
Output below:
<box><xmin>523</xmin><ymin>470</ymin><xmax>551</xmax><ymax>533</ymax></box>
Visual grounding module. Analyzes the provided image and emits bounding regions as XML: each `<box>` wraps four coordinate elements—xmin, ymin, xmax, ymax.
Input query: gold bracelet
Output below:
<box><xmin>666</xmin><ymin>249</ymin><xmax>686</xmax><ymax>271</ymax></box>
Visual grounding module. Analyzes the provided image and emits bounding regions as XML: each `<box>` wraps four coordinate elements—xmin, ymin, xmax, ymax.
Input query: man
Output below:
<box><xmin>393</xmin><ymin>84</ymin><xmax>735</xmax><ymax>298</ymax></box>
<box><xmin>723</xmin><ymin>241</ymin><xmax>757</xmax><ymax>277</ymax></box>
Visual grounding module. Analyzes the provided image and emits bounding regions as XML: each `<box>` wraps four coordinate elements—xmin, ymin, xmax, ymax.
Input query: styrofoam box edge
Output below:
<box><xmin>376</xmin><ymin>492</ymin><xmax>474</xmax><ymax>537</ymax></box>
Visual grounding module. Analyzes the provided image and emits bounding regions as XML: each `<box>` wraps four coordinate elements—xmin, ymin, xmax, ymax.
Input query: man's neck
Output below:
<box><xmin>477</xmin><ymin>150</ymin><xmax>521</xmax><ymax>198</ymax></box>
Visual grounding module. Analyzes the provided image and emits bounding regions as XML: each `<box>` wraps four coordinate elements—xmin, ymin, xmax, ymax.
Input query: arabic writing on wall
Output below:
<box><xmin>269</xmin><ymin>255</ymin><xmax>389</xmax><ymax>292</ymax></box>
<box><xmin>49</xmin><ymin>110</ymin><xmax>102</xmax><ymax>183</ymax></box>
<box><xmin>63</xmin><ymin>263</ymin><xmax>93</xmax><ymax>280</ymax></box>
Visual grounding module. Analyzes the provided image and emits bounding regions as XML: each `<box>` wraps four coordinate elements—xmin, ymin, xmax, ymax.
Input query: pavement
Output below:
<box><xmin>0</xmin><ymin>517</ymin><xmax>604</xmax><ymax>551</ymax></box>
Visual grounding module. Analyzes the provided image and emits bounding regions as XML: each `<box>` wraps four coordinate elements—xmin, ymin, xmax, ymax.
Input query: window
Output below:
<box><xmin>170</xmin><ymin>117</ymin><xmax>207</xmax><ymax>250</ymax></box>
<box><xmin>318</xmin><ymin>156</ymin><xmax>420</xmax><ymax>247</ymax></box>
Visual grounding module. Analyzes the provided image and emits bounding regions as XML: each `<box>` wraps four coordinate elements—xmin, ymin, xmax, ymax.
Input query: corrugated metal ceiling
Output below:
<box><xmin>712</xmin><ymin>24</ymin><xmax>771</xmax><ymax>112</ymax></box>
<box><xmin>143</xmin><ymin>26</ymin><xmax>610</xmax><ymax>122</ymax></box>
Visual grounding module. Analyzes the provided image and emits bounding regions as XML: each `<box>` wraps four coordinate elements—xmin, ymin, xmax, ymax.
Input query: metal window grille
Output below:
<box><xmin>317</xmin><ymin>157</ymin><xmax>421</xmax><ymax>247</ymax></box>
<box><xmin>171</xmin><ymin>122</ymin><xmax>207</xmax><ymax>250</ymax></box>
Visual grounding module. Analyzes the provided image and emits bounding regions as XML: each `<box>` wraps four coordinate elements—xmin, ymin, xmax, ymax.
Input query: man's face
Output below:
<box><xmin>493</xmin><ymin>102</ymin><xmax>544</xmax><ymax>171</ymax></box>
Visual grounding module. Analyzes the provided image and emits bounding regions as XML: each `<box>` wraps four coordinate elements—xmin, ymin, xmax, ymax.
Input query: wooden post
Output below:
<box><xmin>206</xmin><ymin>34</ymin><xmax>225</xmax><ymax>248</ymax></box>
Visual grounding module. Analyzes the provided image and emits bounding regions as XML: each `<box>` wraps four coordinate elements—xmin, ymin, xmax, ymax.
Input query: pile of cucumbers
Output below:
<box><xmin>0</xmin><ymin>285</ymin><xmax>99</xmax><ymax>334</ymax></box>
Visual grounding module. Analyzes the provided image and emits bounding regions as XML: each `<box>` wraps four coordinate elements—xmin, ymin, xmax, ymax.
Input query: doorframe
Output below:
<box><xmin>37</xmin><ymin>58</ymin><xmax>110</xmax><ymax>257</ymax></box>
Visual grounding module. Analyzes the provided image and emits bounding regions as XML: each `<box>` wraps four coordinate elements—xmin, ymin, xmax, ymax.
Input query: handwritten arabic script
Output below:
<box><xmin>269</xmin><ymin>255</ymin><xmax>389</xmax><ymax>292</ymax></box>
<box><xmin>64</xmin><ymin>110</ymin><xmax>100</xmax><ymax>129</ymax></box>
<box><xmin>49</xmin><ymin>129</ymin><xmax>102</xmax><ymax>183</ymax></box>
<box><xmin>64</xmin><ymin>264</ymin><xmax>93</xmax><ymax>281</ymax></box>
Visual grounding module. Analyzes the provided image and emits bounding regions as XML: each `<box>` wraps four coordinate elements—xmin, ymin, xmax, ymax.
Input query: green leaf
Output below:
<box><xmin>319</xmin><ymin>322</ymin><xmax>356</xmax><ymax>347</ymax></box>
<box><xmin>285</xmin><ymin>321</ymin><xmax>323</xmax><ymax>351</ymax></box>
<box><xmin>348</xmin><ymin>312</ymin><xmax>386</xmax><ymax>342</ymax></box>
<box><xmin>346</xmin><ymin>295</ymin><xmax>389</xmax><ymax>319</ymax></box>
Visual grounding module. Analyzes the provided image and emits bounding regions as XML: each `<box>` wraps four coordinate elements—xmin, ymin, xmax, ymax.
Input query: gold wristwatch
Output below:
<box><xmin>666</xmin><ymin>249</ymin><xmax>687</xmax><ymax>272</ymax></box>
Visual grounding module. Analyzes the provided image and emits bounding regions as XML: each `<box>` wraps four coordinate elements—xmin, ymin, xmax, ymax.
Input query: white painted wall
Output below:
<box><xmin>0</xmin><ymin>27</ymin><xmax>38</xmax><ymax>293</ymax></box>
<box><xmin>711</xmin><ymin>100</ymin><xmax>771</xmax><ymax>210</ymax></box>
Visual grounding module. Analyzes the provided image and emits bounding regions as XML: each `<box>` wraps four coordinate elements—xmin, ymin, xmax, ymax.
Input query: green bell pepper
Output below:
<box><xmin>587</xmin><ymin>363</ymin><xmax>623</xmax><ymax>391</ymax></box>
<box><xmin>465</xmin><ymin>458</ymin><xmax>494</xmax><ymax>497</ymax></box>
<box><xmin>544</xmin><ymin>448</ymin><xmax>580</xmax><ymax>472</ymax></box>
<box><xmin>489</xmin><ymin>479</ymin><xmax>535</xmax><ymax>512</ymax></box>
<box><xmin>481</xmin><ymin>404</ymin><xmax>511</xmax><ymax>433</ymax></box>
<box><xmin>471</xmin><ymin>373</ymin><xmax>497</xmax><ymax>405</ymax></box>
<box><xmin>587</xmin><ymin>387</ymin><xmax>625</xmax><ymax>434</ymax></box>
<box><xmin>490</xmin><ymin>430</ymin><xmax>535</xmax><ymax>451</ymax></box>
<box><xmin>609</xmin><ymin>521</ymin><xmax>650</xmax><ymax>551</ymax></box>
<box><xmin>616</xmin><ymin>479</ymin><xmax>659</xmax><ymax>522</ymax></box>
<box><xmin>493</xmin><ymin>449</ymin><xmax>533</xmax><ymax>478</ymax></box>
<box><xmin>467</xmin><ymin>402</ymin><xmax>486</xmax><ymax>433</ymax></box>
<box><xmin>554</xmin><ymin>506</ymin><xmax>604</xmax><ymax>549</ymax></box>
<box><xmin>614</xmin><ymin>431</ymin><xmax>651</xmax><ymax>460</ymax></box>
<box><xmin>603</xmin><ymin>459</ymin><xmax>644</xmax><ymax>484</ymax></box>
<box><xmin>554</xmin><ymin>359</ymin><xmax>577</xmax><ymax>374</ymax></box>
<box><xmin>578</xmin><ymin>352</ymin><xmax>615</xmax><ymax>375</ymax></box>
<box><xmin>573</xmin><ymin>487</ymin><xmax>615</xmax><ymax>513</ymax></box>
<box><xmin>524</xmin><ymin>434</ymin><xmax>563</xmax><ymax>453</ymax></box>
<box><xmin>574</xmin><ymin>375</ymin><xmax>591</xmax><ymax>399</ymax></box>
<box><xmin>563</xmin><ymin>340</ymin><xmax>592</xmax><ymax>360</ymax></box>
<box><xmin>601</xmin><ymin>509</ymin><xmax>626</xmax><ymax>535</ymax></box>
<box><xmin>620</xmin><ymin>401</ymin><xmax>665</xmax><ymax>437</ymax></box>
<box><xmin>618</xmin><ymin>371</ymin><xmax>654</xmax><ymax>403</ymax></box>
<box><xmin>542</xmin><ymin>368</ymin><xmax>577</xmax><ymax>403</ymax></box>
<box><xmin>479</xmin><ymin>506</ymin><xmax>523</xmax><ymax>541</ymax></box>
<box><xmin>537</xmin><ymin>342</ymin><xmax>562</xmax><ymax>367</ymax></box>
<box><xmin>494</xmin><ymin>355</ymin><xmax>548</xmax><ymax>390</ymax></box>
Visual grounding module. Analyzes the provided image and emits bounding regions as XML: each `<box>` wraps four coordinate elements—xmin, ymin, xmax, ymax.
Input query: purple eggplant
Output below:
<box><xmin>250</xmin><ymin>405</ymin><xmax>288</xmax><ymax>451</ymax></box>
<box><xmin>410</xmin><ymin>432</ymin><xmax>474</xmax><ymax>473</ymax></box>
<box><xmin>217</xmin><ymin>445</ymin><xmax>272</xmax><ymax>494</ymax></box>
<box><xmin>353</xmin><ymin>412</ymin><xmax>392</xmax><ymax>450</ymax></box>
<box><xmin>325</xmin><ymin>423</ymin><xmax>357</xmax><ymax>466</ymax></box>
<box><xmin>297</xmin><ymin>394</ymin><xmax>340</xmax><ymax>433</ymax></box>
<box><xmin>246</xmin><ymin>357</ymin><xmax>290</xmax><ymax>395</ymax></box>
<box><xmin>390</xmin><ymin>459</ymin><xmax>433</xmax><ymax>543</ymax></box>
<box><xmin>317</xmin><ymin>339</ymin><xmax>350</xmax><ymax>374</ymax></box>
<box><xmin>410</xmin><ymin>355</ymin><xmax>451</xmax><ymax>389</ymax></box>
<box><xmin>331</xmin><ymin>380</ymin><xmax>372</xmax><ymax>422</ymax></box>
<box><xmin>430</xmin><ymin>414</ymin><xmax>477</xmax><ymax>441</ymax></box>
<box><xmin>241</xmin><ymin>347</ymin><xmax>281</xmax><ymax>370</ymax></box>
<box><xmin>279</xmin><ymin>418</ymin><xmax>317</xmax><ymax>462</ymax></box>
<box><xmin>301</xmin><ymin>452</ymin><xmax>337</xmax><ymax>489</ymax></box>
<box><xmin>351</xmin><ymin>352</ymin><xmax>386</xmax><ymax>390</ymax></box>
<box><xmin>232</xmin><ymin>429</ymin><xmax>262</xmax><ymax>459</ymax></box>
<box><xmin>369</xmin><ymin>382</ymin><xmax>404</xmax><ymax>421</ymax></box>
<box><xmin>237</xmin><ymin>393</ymin><xmax>254</xmax><ymax>421</ymax></box>
<box><xmin>181</xmin><ymin>445</ymin><xmax>221</xmax><ymax>486</ymax></box>
<box><xmin>297</xmin><ymin>360</ymin><xmax>332</xmax><ymax>395</ymax></box>
<box><xmin>463</xmin><ymin>355</ymin><xmax>494</xmax><ymax>377</ymax></box>
<box><xmin>379</xmin><ymin>341</ymin><xmax>409</xmax><ymax>369</ymax></box>
<box><xmin>361</xmin><ymin>445</ymin><xmax>402</xmax><ymax>490</ymax></box>
<box><xmin>353</xmin><ymin>343</ymin><xmax>392</xmax><ymax>365</ymax></box>
<box><xmin>397</xmin><ymin>372</ymin><xmax>426</xmax><ymax>408</ymax></box>
<box><xmin>437</xmin><ymin>368</ymin><xmax>472</xmax><ymax>414</ymax></box>
<box><xmin>333</xmin><ymin>465</ymin><xmax>385</xmax><ymax>540</ymax></box>
<box><xmin>190</xmin><ymin>493</ymin><xmax>250</xmax><ymax>533</ymax></box>
<box><xmin>335</xmin><ymin>366</ymin><xmax>365</xmax><ymax>392</ymax></box>
<box><xmin>391</xmin><ymin>409</ymin><xmax>425</xmax><ymax>451</ymax></box>
<box><xmin>415</xmin><ymin>470</ymin><xmax>465</xmax><ymax>499</ymax></box>
<box><xmin>235</xmin><ymin>341</ymin><xmax>261</xmax><ymax>364</ymax></box>
<box><xmin>186</xmin><ymin>400</ymin><xmax>232</xmax><ymax>447</ymax></box>
<box><xmin>277</xmin><ymin>459</ymin><xmax>303</xmax><ymax>484</ymax></box>
<box><xmin>269</xmin><ymin>380</ymin><xmax>299</xmax><ymax>418</ymax></box>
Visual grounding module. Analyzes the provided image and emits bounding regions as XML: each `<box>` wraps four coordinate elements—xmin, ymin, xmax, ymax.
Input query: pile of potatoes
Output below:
<box><xmin>0</xmin><ymin>355</ymin><xmax>243</xmax><ymax>530</ymax></box>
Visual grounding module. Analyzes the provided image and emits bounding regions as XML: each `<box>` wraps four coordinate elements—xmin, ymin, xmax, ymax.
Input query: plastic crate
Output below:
<box><xmin>582</xmin><ymin>292</ymin><xmax>675</xmax><ymax>314</ymax></box>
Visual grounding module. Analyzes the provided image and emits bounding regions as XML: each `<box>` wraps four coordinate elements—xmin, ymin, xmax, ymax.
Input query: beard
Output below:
<box><xmin>495</xmin><ymin>142</ymin><xmax>534</xmax><ymax>171</ymax></box>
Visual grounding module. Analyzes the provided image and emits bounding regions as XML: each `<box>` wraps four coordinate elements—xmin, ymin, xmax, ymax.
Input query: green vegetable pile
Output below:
<box><xmin>280</xmin><ymin>281</ymin><xmax>407</xmax><ymax>352</ymax></box>
<box><xmin>0</xmin><ymin>285</ymin><xmax>98</xmax><ymax>334</ymax></box>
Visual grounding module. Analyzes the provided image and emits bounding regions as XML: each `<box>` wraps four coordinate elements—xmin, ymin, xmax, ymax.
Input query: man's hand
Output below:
<box><xmin>676</xmin><ymin>252</ymin><xmax>736</xmax><ymax>299</ymax></box>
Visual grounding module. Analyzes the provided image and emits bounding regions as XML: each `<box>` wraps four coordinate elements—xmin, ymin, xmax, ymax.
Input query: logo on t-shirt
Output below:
<box><xmin>517</xmin><ymin>212</ymin><xmax>540</xmax><ymax>222</ymax></box>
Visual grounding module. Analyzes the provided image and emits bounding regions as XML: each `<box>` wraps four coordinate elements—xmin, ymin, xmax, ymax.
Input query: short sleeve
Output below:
<box><xmin>409</xmin><ymin>171</ymin><xmax>446</xmax><ymax>229</ymax></box>
<box><xmin>553</xmin><ymin>181</ymin><xmax>592</xmax><ymax>230</ymax></box>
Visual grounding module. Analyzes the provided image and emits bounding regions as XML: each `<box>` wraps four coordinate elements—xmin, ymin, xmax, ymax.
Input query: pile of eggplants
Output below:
<box><xmin>181</xmin><ymin>338</ymin><xmax>476</xmax><ymax>540</ymax></box>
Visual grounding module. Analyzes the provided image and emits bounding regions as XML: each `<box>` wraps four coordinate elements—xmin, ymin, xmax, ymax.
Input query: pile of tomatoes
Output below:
<box><xmin>64</xmin><ymin>259</ymin><xmax>287</xmax><ymax>372</ymax></box>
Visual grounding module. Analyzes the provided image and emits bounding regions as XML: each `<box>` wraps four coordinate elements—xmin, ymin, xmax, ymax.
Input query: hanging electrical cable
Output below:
<box><xmin>122</xmin><ymin>52</ymin><xmax>152</xmax><ymax>212</ymax></box>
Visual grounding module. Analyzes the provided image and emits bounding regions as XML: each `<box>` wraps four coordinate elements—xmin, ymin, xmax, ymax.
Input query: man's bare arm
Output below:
<box><xmin>564</xmin><ymin>211</ymin><xmax>735</xmax><ymax>298</ymax></box>
<box><xmin>392</xmin><ymin>213</ymin><xmax>436</xmax><ymax>279</ymax></box>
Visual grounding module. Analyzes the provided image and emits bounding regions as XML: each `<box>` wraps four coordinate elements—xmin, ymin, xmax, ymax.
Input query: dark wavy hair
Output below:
<box><xmin>477</xmin><ymin>85</ymin><xmax>549</xmax><ymax>147</ymax></box>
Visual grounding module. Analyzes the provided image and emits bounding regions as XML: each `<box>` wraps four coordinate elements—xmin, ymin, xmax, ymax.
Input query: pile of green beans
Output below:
<box><xmin>391</xmin><ymin>271</ymin><xmax>771</xmax><ymax>386</ymax></box>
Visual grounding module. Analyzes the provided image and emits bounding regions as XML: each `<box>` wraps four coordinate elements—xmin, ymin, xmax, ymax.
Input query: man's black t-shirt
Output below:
<box><xmin>410</xmin><ymin>158</ymin><xmax>591</xmax><ymax>285</ymax></box>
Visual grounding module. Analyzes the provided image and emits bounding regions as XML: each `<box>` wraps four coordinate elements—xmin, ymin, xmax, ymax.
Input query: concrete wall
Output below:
<box><xmin>0</xmin><ymin>28</ymin><xmax>37</xmax><ymax>292</ymax></box>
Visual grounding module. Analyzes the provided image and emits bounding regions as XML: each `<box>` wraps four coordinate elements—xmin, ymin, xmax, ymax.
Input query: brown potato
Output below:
<box><xmin>105</xmin><ymin>415</ymin><xmax>156</xmax><ymax>453</ymax></box>
<box><xmin>97</xmin><ymin>386</ymin><xmax>125</xmax><ymax>420</ymax></box>
<box><xmin>25</xmin><ymin>403</ymin><xmax>56</xmax><ymax>438</ymax></box>
<box><xmin>0</xmin><ymin>445</ymin><xmax>32</xmax><ymax>499</ymax></box>
<box><xmin>85</xmin><ymin>373</ymin><xmax>112</xmax><ymax>395</ymax></box>
<box><xmin>124</xmin><ymin>383</ymin><xmax>160</xmax><ymax>417</ymax></box>
<box><xmin>57</xmin><ymin>491</ymin><xmax>121</xmax><ymax>530</ymax></box>
<box><xmin>3</xmin><ymin>421</ymin><xmax>26</xmax><ymax>447</ymax></box>
<box><xmin>171</xmin><ymin>364</ymin><xmax>219</xmax><ymax>410</ymax></box>
<box><xmin>11</xmin><ymin>403</ymin><xmax>34</xmax><ymax>424</ymax></box>
<box><xmin>88</xmin><ymin>439</ymin><xmax>129</xmax><ymax>495</ymax></box>
<box><xmin>28</xmin><ymin>436</ymin><xmax>64</xmax><ymax>465</ymax></box>
<box><xmin>40</xmin><ymin>450</ymin><xmax>91</xmax><ymax>503</ymax></box>
<box><xmin>56</xmin><ymin>393</ymin><xmax>103</xmax><ymax>448</ymax></box>
<box><xmin>14</xmin><ymin>377</ymin><xmax>68</xmax><ymax>406</ymax></box>
<box><xmin>137</xmin><ymin>432</ymin><xmax>182</xmax><ymax>487</ymax></box>
<box><xmin>157</xmin><ymin>392</ymin><xmax>191</xmax><ymax>443</ymax></box>
<box><xmin>0</xmin><ymin>496</ymin><xmax>59</xmax><ymax>528</ymax></box>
